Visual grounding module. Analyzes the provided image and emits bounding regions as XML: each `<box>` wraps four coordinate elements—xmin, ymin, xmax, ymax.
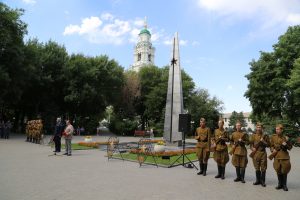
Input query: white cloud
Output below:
<box><xmin>63</xmin><ymin>25</ymin><xmax>81</xmax><ymax>35</ymax></box>
<box><xmin>163</xmin><ymin>39</ymin><xmax>173</xmax><ymax>45</ymax></box>
<box><xmin>22</xmin><ymin>0</ymin><xmax>36</xmax><ymax>5</ymax></box>
<box><xmin>63</xmin><ymin>14</ymin><xmax>187</xmax><ymax>46</ymax></box>
<box><xmin>179</xmin><ymin>40</ymin><xmax>188</xmax><ymax>46</ymax></box>
<box><xmin>226</xmin><ymin>85</ymin><xmax>233</xmax><ymax>91</ymax></box>
<box><xmin>197</xmin><ymin>0</ymin><xmax>300</xmax><ymax>26</ymax></box>
<box><xmin>287</xmin><ymin>13</ymin><xmax>300</xmax><ymax>25</ymax></box>
<box><xmin>133</xmin><ymin>19</ymin><xmax>144</xmax><ymax>27</ymax></box>
<box><xmin>63</xmin><ymin>16</ymin><xmax>102</xmax><ymax>35</ymax></box>
<box><xmin>101</xmin><ymin>13</ymin><xmax>114</xmax><ymax>21</ymax></box>
<box><xmin>129</xmin><ymin>28</ymin><xmax>140</xmax><ymax>43</ymax></box>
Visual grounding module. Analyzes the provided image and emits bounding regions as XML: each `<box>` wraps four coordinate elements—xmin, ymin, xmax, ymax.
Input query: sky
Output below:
<box><xmin>3</xmin><ymin>0</ymin><xmax>300</xmax><ymax>113</ymax></box>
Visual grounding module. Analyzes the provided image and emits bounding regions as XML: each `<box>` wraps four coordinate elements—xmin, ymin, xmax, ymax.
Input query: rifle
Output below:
<box><xmin>215</xmin><ymin>136</ymin><xmax>226</xmax><ymax>145</ymax></box>
<box><xmin>229</xmin><ymin>133</ymin><xmax>246</xmax><ymax>155</ymax></box>
<box><xmin>268</xmin><ymin>136</ymin><xmax>289</xmax><ymax>160</ymax></box>
<box><xmin>249</xmin><ymin>135</ymin><xmax>268</xmax><ymax>158</ymax></box>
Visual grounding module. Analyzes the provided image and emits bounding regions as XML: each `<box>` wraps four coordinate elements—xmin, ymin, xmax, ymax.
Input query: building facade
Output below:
<box><xmin>222</xmin><ymin>112</ymin><xmax>255</xmax><ymax>132</ymax></box>
<box><xmin>131</xmin><ymin>18</ymin><xmax>155</xmax><ymax>72</ymax></box>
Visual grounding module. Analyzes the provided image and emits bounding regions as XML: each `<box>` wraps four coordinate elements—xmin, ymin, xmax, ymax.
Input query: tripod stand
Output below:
<box><xmin>168</xmin><ymin>131</ymin><xmax>198</xmax><ymax>170</ymax></box>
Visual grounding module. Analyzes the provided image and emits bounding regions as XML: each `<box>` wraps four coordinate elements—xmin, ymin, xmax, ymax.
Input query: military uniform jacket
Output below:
<box><xmin>214</xmin><ymin>129</ymin><xmax>229</xmax><ymax>151</ymax></box>
<box><xmin>230</xmin><ymin>131</ymin><xmax>249</xmax><ymax>156</ymax></box>
<box><xmin>195</xmin><ymin>127</ymin><xmax>211</xmax><ymax>150</ymax></box>
<box><xmin>270</xmin><ymin>134</ymin><xmax>292</xmax><ymax>160</ymax></box>
<box><xmin>250</xmin><ymin>133</ymin><xmax>270</xmax><ymax>151</ymax></box>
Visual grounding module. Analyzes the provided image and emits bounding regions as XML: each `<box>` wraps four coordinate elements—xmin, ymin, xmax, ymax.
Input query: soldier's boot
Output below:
<box><xmin>221</xmin><ymin>166</ymin><xmax>226</xmax><ymax>180</ymax></box>
<box><xmin>282</xmin><ymin>174</ymin><xmax>288</xmax><ymax>191</ymax></box>
<box><xmin>261</xmin><ymin>171</ymin><xmax>266</xmax><ymax>187</ymax></box>
<box><xmin>240</xmin><ymin>168</ymin><xmax>246</xmax><ymax>183</ymax></box>
<box><xmin>203</xmin><ymin>163</ymin><xmax>207</xmax><ymax>176</ymax></box>
<box><xmin>197</xmin><ymin>162</ymin><xmax>203</xmax><ymax>175</ymax></box>
<box><xmin>275</xmin><ymin>174</ymin><xmax>283</xmax><ymax>190</ymax></box>
<box><xmin>234</xmin><ymin>167</ymin><xmax>241</xmax><ymax>182</ymax></box>
<box><xmin>215</xmin><ymin>165</ymin><xmax>221</xmax><ymax>178</ymax></box>
<box><xmin>253</xmin><ymin>170</ymin><xmax>261</xmax><ymax>185</ymax></box>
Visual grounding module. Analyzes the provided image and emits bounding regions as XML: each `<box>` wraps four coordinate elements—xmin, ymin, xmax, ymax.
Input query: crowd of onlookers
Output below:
<box><xmin>0</xmin><ymin>120</ymin><xmax>12</xmax><ymax>139</ymax></box>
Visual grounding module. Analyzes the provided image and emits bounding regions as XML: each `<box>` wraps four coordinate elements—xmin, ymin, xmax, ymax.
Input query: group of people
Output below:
<box><xmin>53</xmin><ymin>117</ymin><xmax>74</xmax><ymax>156</ymax></box>
<box><xmin>0</xmin><ymin>120</ymin><xmax>12</xmax><ymax>139</ymax></box>
<box><xmin>195</xmin><ymin>118</ymin><xmax>293</xmax><ymax>191</ymax></box>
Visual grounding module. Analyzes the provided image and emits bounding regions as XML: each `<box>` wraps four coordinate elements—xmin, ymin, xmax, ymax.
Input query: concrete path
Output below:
<box><xmin>0</xmin><ymin>135</ymin><xmax>299</xmax><ymax>200</ymax></box>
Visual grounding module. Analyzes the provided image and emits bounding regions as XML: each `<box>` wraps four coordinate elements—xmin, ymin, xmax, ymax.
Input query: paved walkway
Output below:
<box><xmin>0</xmin><ymin>135</ymin><xmax>299</xmax><ymax>200</ymax></box>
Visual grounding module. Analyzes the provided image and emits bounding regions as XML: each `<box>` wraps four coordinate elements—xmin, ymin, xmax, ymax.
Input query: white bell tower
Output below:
<box><xmin>131</xmin><ymin>17</ymin><xmax>155</xmax><ymax>72</ymax></box>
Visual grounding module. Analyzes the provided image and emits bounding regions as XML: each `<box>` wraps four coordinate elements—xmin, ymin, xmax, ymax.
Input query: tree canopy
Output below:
<box><xmin>245</xmin><ymin>25</ymin><xmax>300</xmax><ymax>137</ymax></box>
<box><xmin>228</xmin><ymin>111</ymin><xmax>247</xmax><ymax>128</ymax></box>
<box><xmin>0</xmin><ymin>2</ymin><xmax>223</xmax><ymax>136</ymax></box>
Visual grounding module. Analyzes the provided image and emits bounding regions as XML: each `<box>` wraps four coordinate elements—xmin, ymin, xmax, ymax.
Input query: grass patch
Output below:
<box><xmin>52</xmin><ymin>143</ymin><xmax>95</xmax><ymax>150</ymax></box>
<box><xmin>112</xmin><ymin>152</ymin><xmax>198</xmax><ymax>167</ymax></box>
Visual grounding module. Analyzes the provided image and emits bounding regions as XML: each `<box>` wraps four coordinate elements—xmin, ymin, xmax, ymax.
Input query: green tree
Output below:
<box><xmin>0</xmin><ymin>2</ymin><xmax>27</xmax><ymax>117</ymax></box>
<box><xmin>245</xmin><ymin>25</ymin><xmax>300</xmax><ymax>132</ymax></box>
<box><xmin>136</xmin><ymin>65</ymin><xmax>196</xmax><ymax>131</ymax></box>
<box><xmin>121</xmin><ymin>71</ymin><xmax>141</xmax><ymax>118</ymax></box>
<box><xmin>229</xmin><ymin>111</ymin><xmax>247</xmax><ymax>128</ymax></box>
<box><xmin>187</xmin><ymin>88</ymin><xmax>223</xmax><ymax>131</ymax></box>
<box><xmin>64</xmin><ymin>54</ymin><xmax>124</xmax><ymax>131</ymax></box>
<box><xmin>287</xmin><ymin>58</ymin><xmax>300</xmax><ymax>123</ymax></box>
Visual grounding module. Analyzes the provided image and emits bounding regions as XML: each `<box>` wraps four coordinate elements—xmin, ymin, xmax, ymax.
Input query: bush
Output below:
<box><xmin>109</xmin><ymin>117</ymin><xmax>138</xmax><ymax>136</ymax></box>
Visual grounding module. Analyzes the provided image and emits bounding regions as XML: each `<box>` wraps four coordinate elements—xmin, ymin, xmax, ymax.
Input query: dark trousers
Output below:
<box><xmin>54</xmin><ymin>136</ymin><xmax>61</xmax><ymax>152</ymax></box>
<box><xmin>4</xmin><ymin>129</ymin><xmax>9</xmax><ymax>139</ymax></box>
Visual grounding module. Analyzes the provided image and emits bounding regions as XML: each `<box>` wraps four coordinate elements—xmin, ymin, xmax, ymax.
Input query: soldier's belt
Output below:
<box><xmin>200</xmin><ymin>139</ymin><xmax>208</xmax><ymax>142</ymax></box>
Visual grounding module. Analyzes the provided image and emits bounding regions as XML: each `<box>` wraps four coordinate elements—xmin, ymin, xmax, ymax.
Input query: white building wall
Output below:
<box><xmin>222</xmin><ymin>112</ymin><xmax>255</xmax><ymax>132</ymax></box>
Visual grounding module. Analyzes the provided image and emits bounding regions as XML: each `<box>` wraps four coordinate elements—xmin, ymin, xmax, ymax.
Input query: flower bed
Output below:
<box><xmin>130</xmin><ymin>147</ymin><xmax>196</xmax><ymax>156</ymax></box>
<box><xmin>78</xmin><ymin>139</ymin><xmax>165</xmax><ymax>148</ymax></box>
<box><xmin>78</xmin><ymin>141</ymin><xmax>108</xmax><ymax>148</ymax></box>
<box><xmin>139</xmin><ymin>139</ymin><xmax>164</xmax><ymax>144</ymax></box>
<box><xmin>112</xmin><ymin>152</ymin><xmax>198</xmax><ymax>167</ymax></box>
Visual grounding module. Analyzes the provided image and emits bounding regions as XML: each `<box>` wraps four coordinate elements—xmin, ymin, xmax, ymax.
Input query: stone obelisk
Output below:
<box><xmin>163</xmin><ymin>32</ymin><xmax>184</xmax><ymax>143</ymax></box>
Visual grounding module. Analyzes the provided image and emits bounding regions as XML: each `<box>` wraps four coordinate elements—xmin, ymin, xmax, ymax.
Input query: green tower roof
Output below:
<box><xmin>139</xmin><ymin>28</ymin><xmax>151</xmax><ymax>35</ymax></box>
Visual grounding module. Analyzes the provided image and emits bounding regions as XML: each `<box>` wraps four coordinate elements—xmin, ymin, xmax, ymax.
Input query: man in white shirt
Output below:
<box><xmin>64</xmin><ymin>120</ymin><xmax>74</xmax><ymax>156</ymax></box>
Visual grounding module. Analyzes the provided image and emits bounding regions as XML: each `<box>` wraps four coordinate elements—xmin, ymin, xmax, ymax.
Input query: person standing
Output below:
<box><xmin>195</xmin><ymin>118</ymin><xmax>211</xmax><ymax>176</ymax></box>
<box><xmin>53</xmin><ymin>117</ymin><xmax>64</xmax><ymax>153</ymax></box>
<box><xmin>64</xmin><ymin>120</ymin><xmax>74</xmax><ymax>156</ymax></box>
<box><xmin>249</xmin><ymin>122</ymin><xmax>270</xmax><ymax>187</ymax></box>
<box><xmin>230</xmin><ymin>121</ymin><xmax>249</xmax><ymax>183</ymax></box>
<box><xmin>212</xmin><ymin>119</ymin><xmax>229</xmax><ymax>179</ymax></box>
<box><xmin>4</xmin><ymin>120</ymin><xmax>12</xmax><ymax>139</ymax></box>
<box><xmin>270</xmin><ymin>124</ymin><xmax>293</xmax><ymax>191</ymax></box>
<box><xmin>0</xmin><ymin>120</ymin><xmax>4</xmax><ymax>139</ymax></box>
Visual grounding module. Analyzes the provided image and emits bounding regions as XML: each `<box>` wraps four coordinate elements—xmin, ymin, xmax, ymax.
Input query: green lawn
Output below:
<box><xmin>112</xmin><ymin>152</ymin><xmax>198</xmax><ymax>167</ymax></box>
<box><xmin>52</xmin><ymin>143</ymin><xmax>95</xmax><ymax>150</ymax></box>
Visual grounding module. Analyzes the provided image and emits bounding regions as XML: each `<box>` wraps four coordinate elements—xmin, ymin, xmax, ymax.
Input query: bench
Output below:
<box><xmin>134</xmin><ymin>130</ymin><xmax>150</xmax><ymax>137</ymax></box>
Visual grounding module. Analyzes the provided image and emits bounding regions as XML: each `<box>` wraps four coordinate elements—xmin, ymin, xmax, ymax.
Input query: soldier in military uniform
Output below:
<box><xmin>230</xmin><ymin>121</ymin><xmax>249</xmax><ymax>183</ymax></box>
<box><xmin>270</xmin><ymin>124</ymin><xmax>293</xmax><ymax>191</ymax></box>
<box><xmin>195</xmin><ymin>118</ymin><xmax>211</xmax><ymax>176</ymax></box>
<box><xmin>212</xmin><ymin>119</ymin><xmax>229</xmax><ymax>179</ymax></box>
<box><xmin>249</xmin><ymin>123</ymin><xmax>270</xmax><ymax>187</ymax></box>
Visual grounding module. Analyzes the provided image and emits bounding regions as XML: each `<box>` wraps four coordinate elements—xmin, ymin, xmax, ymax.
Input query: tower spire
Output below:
<box><xmin>144</xmin><ymin>16</ymin><xmax>147</xmax><ymax>29</ymax></box>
